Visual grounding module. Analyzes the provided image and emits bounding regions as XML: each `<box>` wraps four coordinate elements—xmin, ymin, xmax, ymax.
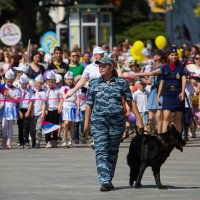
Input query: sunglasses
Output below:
<box><xmin>99</xmin><ymin>64</ymin><xmax>110</xmax><ymax>68</ymax></box>
<box><xmin>72</xmin><ymin>55</ymin><xmax>79</xmax><ymax>57</ymax></box>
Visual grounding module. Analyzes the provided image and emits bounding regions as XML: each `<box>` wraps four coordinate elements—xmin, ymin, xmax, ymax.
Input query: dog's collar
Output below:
<box><xmin>151</xmin><ymin>133</ymin><xmax>168</xmax><ymax>150</ymax></box>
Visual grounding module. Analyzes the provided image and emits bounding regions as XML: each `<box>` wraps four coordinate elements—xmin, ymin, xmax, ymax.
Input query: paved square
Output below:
<box><xmin>0</xmin><ymin>127</ymin><xmax>200</xmax><ymax>200</ymax></box>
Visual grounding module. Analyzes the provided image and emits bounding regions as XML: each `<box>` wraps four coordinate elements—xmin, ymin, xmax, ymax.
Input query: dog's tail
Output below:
<box><xmin>127</xmin><ymin>143</ymin><xmax>136</xmax><ymax>167</ymax></box>
<box><xmin>127</xmin><ymin>153</ymin><xmax>131</xmax><ymax>166</ymax></box>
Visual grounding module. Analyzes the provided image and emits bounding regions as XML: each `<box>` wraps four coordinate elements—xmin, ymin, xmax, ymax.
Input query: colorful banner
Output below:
<box><xmin>0</xmin><ymin>23</ymin><xmax>21</xmax><ymax>46</ymax></box>
<box><xmin>40</xmin><ymin>31</ymin><xmax>59</xmax><ymax>54</ymax></box>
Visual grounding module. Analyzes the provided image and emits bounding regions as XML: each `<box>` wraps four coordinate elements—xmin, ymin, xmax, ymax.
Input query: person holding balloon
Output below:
<box><xmin>131</xmin><ymin>49</ymin><xmax>167</xmax><ymax>133</ymax></box>
<box><xmin>157</xmin><ymin>45</ymin><xmax>187</xmax><ymax>134</ymax></box>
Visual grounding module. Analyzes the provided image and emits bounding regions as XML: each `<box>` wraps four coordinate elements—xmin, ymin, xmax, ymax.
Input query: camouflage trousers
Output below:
<box><xmin>90</xmin><ymin>114</ymin><xmax>125</xmax><ymax>186</ymax></box>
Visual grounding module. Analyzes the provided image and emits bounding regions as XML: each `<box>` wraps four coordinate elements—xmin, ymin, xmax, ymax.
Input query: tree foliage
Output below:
<box><xmin>114</xmin><ymin>0</ymin><xmax>166</xmax><ymax>45</ymax></box>
<box><xmin>114</xmin><ymin>0</ymin><xmax>150</xmax><ymax>32</ymax></box>
<box><xmin>116</xmin><ymin>20</ymin><xmax>165</xmax><ymax>45</ymax></box>
<box><xmin>0</xmin><ymin>0</ymin><xmax>166</xmax><ymax>48</ymax></box>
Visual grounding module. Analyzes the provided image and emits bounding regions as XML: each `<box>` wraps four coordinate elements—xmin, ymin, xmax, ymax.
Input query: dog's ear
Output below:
<box><xmin>170</xmin><ymin>124</ymin><xmax>178</xmax><ymax>133</ymax></box>
<box><xmin>167</xmin><ymin>125</ymin><xmax>171</xmax><ymax>132</ymax></box>
<box><xmin>170</xmin><ymin>124</ymin><xmax>176</xmax><ymax>131</ymax></box>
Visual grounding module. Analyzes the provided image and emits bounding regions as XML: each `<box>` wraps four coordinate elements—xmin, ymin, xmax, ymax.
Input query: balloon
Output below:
<box><xmin>128</xmin><ymin>112</ymin><xmax>136</xmax><ymax>125</ymax></box>
<box><xmin>134</xmin><ymin>54</ymin><xmax>144</xmax><ymax>63</ymax></box>
<box><xmin>155</xmin><ymin>35</ymin><xmax>167</xmax><ymax>49</ymax></box>
<box><xmin>133</xmin><ymin>40</ymin><xmax>144</xmax><ymax>52</ymax></box>
<box><xmin>177</xmin><ymin>48</ymin><xmax>182</xmax><ymax>60</ymax></box>
<box><xmin>130</xmin><ymin>47</ymin><xmax>135</xmax><ymax>57</ymax></box>
<box><xmin>130</xmin><ymin>47</ymin><xmax>144</xmax><ymax>63</ymax></box>
<box><xmin>42</xmin><ymin>70</ymin><xmax>52</xmax><ymax>81</ymax></box>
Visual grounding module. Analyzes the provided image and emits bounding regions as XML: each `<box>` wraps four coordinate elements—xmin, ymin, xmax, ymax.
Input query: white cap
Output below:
<box><xmin>14</xmin><ymin>63</ymin><xmax>29</xmax><ymax>74</ymax></box>
<box><xmin>55</xmin><ymin>73</ymin><xmax>63</xmax><ymax>83</ymax></box>
<box><xmin>38</xmin><ymin>47</ymin><xmax>45</xmax><ymax>52</ymax></box>
<box><xmin>46</xmin><ymin>70</ymin><xmax>56</xmax><ymax>80</ymax></box>
<box><xmin>93</xmin><ymin>46</ymin><xmax>105</xmax><ymax>55</ymax></box>
<box><xmin>19</xmin><ymin>73</ymin><xmax>29</xmax><ymax>84</ymax></box>
<box><xmin>64</xmin><ymin>71</ymin><xmax>74</xmax><ymax>79</ymax></box>
<box><xmin>35</xmin><ymin>74</ymin><xmax>43</xmax><ymax>83</ymax></box>
<box><xmin>5</xmin><ymin>69</ymin><xmax>15</xmax><ymax>79</ymax></box>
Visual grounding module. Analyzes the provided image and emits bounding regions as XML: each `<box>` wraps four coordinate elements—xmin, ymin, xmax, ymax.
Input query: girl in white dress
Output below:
<box><xmin>1</xmin><ymin>69</ymin><xmax>20</xmax><ymax>149</ymax></box>
<box><xmin>59</xmin><ymin>71</ymin><xmax>82</xmax><ymax>147</ymax></box>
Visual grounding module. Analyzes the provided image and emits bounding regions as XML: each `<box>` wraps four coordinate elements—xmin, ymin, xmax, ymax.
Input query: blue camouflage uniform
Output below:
<box><xmin>161</xmin><ymin>62</ymin><xmax>186</xmax><ymax>111</ymax></box>
<box><xmin>86</xmin><ymin>76</ymin><xmax>132</xmax><ymax>187</ymax></box>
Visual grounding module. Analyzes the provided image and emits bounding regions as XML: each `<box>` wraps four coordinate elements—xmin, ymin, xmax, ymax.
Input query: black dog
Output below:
<box><xmin>127</xmin><ymin>125</ymin><xmax>186</xmax><ymax>189</ymax></box>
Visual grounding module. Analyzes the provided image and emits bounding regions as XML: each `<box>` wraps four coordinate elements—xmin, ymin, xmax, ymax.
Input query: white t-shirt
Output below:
<box><xmin>45</xmin><ymin>87</ymin><xmax>60</xmax><ymax>111</ymax></box>
<box><xmin>185</xmin><ymin>82</ymin><xmax>195</xmax><ymax>108</ymax></box>
<box><xmin>19</xmin><ymin>87</ymin><xmax>32</xmax><ymax>109</ymax></box>
<box><xmin>4</xmin><ymin>86</ymin><xmax>20</xmax><ymax>108</ymax></box>
<box><xmin>31</xmin><ymin>88</ymin><xmax>46</xmax><ymax>116</ymax></box>
<box><xmin>59</xmin><ymin>86</ymin><xmax>79</xmax><ymax>109</ymax></box>
<box><xmin>82</xmin><ymin>62</ymin><xmax>100</xmax><ymax>81</ymax></box>
<box><xmin>132</xmin><ymin>89</ymin><xmax>149</xmax><ymax>112</ymax></box>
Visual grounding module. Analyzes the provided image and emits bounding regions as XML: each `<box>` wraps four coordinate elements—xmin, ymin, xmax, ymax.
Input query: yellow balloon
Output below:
<box><xmin>130</xmin><ymin>47</ymin><xmax>136</xmax><ymax>57</ymax></box>
<box><xmin>133</xmin><ymin>40</ymin><xmax>144</xmax><ymax>52</ymax></box>
<box><xmin>134</xmin><ymin>54</ymin><xmax>144</xmax><ymax>63</ymax></box>
<box><xmin>155</xmin><ymin>35</ymin><xmax>167</xmax><ymax>49</ymax></box>
<box><xmin>177</xmin><ymin>49</ymin><xmax>182</xmax><ymax>60</ymax></box>
<box><xmin>130</xmin><ymin>48</ymin><xmax>144</xmax><ymax>63</ymax></box>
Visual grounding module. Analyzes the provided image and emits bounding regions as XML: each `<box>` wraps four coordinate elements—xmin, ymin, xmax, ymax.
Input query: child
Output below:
<box><xmin>13</xmin><ymin>64</ymin><xmax>29</xmax><ymax>88</ymax></box>
<box><xmin>190</xmin><ymin>77</ymin><xmax>200</xmax><ymax>138</ymax></box>
<box><xmin>74</xmin><ymin>77</ymin><xmax>87</xmax><ymax>144</ymax></box>
<box><xmin>29</xmin><ymin>74</ymin><xmax>46</xmax><ymax>148</ymax></box>
<box><xmin>132</xmin><ymin>80</ymin><xmax>149</xmax><ymax>131</ymax></box>
<box><xmin>45</xmin><ymin>71</ymin><xmax>61</xmax><ymax>148</ymax></box>
<box><xmin>55</xmin><ymin>73</ymin><xmax>63</xmax><ymax>88</ymax></box>
<box><xmin>59</xmin><ymin>71</ymin><xmax>82</xmax><ymax>147</ymax></box>
<box><xmin>1</xmin><ymin>69</ymin><xmax>20</xmax><ymax>149</ymax></box>
<box><xmin>17</xmin><ymin>73</ymin><xmax>32</xmax><ymax>149</ymax></box>
<box><xmin>183</xmin><ymin>78</ymin><xmax>195</xmax><ymax>141</ymax></box>
<box><xmin>55</xmin><ymin>73</ymin><xmax>63</xmax><ymax>141</ymax></box>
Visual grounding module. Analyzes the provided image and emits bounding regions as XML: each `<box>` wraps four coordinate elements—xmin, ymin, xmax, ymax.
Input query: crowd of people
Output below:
<box><xmin>0</xmin><ymin>41</ymin><xmax>199</xmax><ymax>149</ymax></box>
<box><xmin>0</xmin><ymin>40</ymin><xmax>200</xmax><ymax>191</ymax></box>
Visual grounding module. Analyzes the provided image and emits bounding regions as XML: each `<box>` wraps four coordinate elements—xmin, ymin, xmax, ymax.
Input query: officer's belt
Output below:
<box><xmin>164</xmin><ymin>85</ymin><xmax>180</xmax><ymax>91</ymax></box>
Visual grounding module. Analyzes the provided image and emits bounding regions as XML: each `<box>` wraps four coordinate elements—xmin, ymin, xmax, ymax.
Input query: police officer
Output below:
<box><xmin>157</xmin><ymin>45</ymin><xmax>187</xmax><ymax>133</ymax></box>
<box><xmin>85</xmin><ymin>57</ymin><xmax>144</xmax><ymax>191</ymax></box>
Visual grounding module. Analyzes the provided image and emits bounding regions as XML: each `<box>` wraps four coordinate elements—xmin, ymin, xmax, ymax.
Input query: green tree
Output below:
<box><xmin>113</xmin><ymin>0</ymin><xmax>166</xmax><ymax>45</ymax></box>
<box><xmin>114</xmin><ymin>0</ymin><xmax>150</xmax><ymax>32</ymax></box>
<box><xmin>116</xmin><ymin>20</ymin><xmax>165</xmax><ymax>45</ymax></box>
